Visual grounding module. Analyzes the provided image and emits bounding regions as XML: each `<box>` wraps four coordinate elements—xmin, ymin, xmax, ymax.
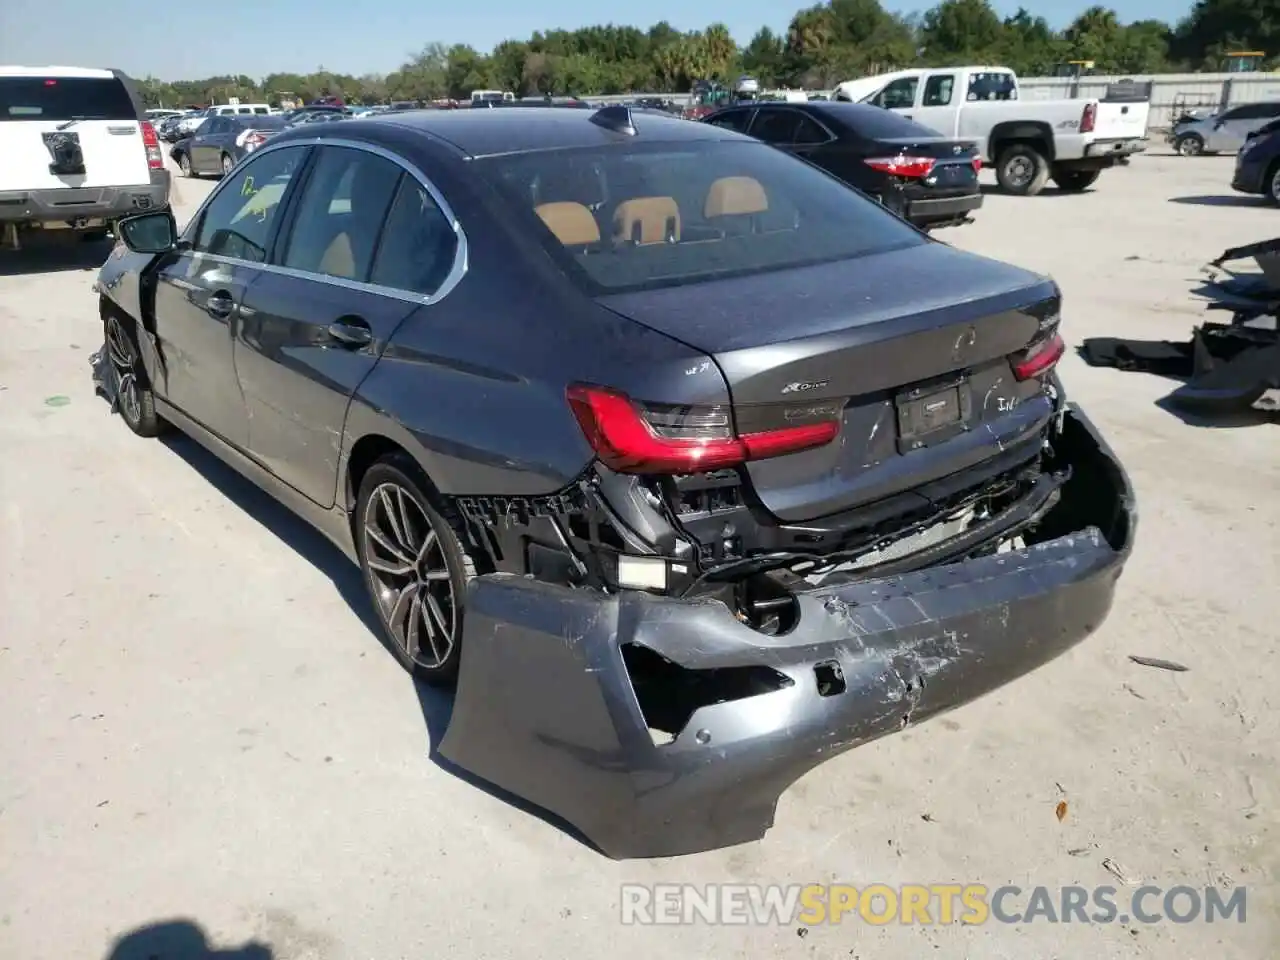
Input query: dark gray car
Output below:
<box><xmin>95</xmin><ymin>106</ymin><xmax>1135</xmax><ymax>859</ymax></box>
<box><xmin>171</xmin><ymin>114</ymin><xmax>289</xmax><ymax>177</ymax></box>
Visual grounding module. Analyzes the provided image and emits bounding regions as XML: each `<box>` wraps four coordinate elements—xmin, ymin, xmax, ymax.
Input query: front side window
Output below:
<box><xmin>479</xmin><ymin>140</ymin><xmax>924</xmax><ymax>295</ymax></box>
<box><xmin>278</xmin><ymin>146</ymin><xmax>401</xmax><ymax>281</ymax></box>
<box><xmin>875</xmin><ymin>78</ymin><xmax>918</xmax><ymax>109</ymax></box>
<box><xmin>192</xmin><ymin>145</ymin><xmax>308</xmax><ymax>262</ymax></box>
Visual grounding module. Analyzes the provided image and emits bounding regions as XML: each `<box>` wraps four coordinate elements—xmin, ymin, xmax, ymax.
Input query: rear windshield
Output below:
<box><xmin>478</xmin><ymin>139</ymin><xmax>924</xmax><ymax>294</ymax></box>
<box><xmin>0</xmin><ymin>76</ymin><xmax>137</xmax><ymax>121</ymax></box>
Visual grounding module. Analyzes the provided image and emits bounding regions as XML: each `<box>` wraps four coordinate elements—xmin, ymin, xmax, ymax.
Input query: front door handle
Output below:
<box><xmin>205</xmin><ymin>291</ymin><xmax>235</xmax><ymax>319</ymax></box>
<box><xmin>327</xmin><ymin>317</ymin><xmax>373</xmax><ymax>348</ymax></box>
<box><xmin>903</xmin><ymin>114</ymin><xmax>913</xmax><ymax>120</ymax></box>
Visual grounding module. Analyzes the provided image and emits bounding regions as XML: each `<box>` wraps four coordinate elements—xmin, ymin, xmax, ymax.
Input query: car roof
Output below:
<box><xmin>357</xmin><ymin>106</ymin><xmax>744</xmax><ymax>158</ymax></box>
<box><xmin>0</xmin><ymin>65</ymin><xmax>117</xmax><ymax>78</ymax></box>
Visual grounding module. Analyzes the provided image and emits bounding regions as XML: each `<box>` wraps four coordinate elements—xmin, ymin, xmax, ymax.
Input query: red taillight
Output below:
<box><xmin>971</xmin><ymin>154</ymin><xmax>983</xmax><ymax>174</ymax></box>
<box><xmin>1011</xmin><ymin>332</ymin><xmax>1065</xmax><ymax>381</ymax></box>
<box><xmin>1080</xmin><ymin>102</ymin><xmax>1097</xmax><ymax>134</ymax></box>
<box><xmin>864</xmin><ymin>155</ymin><xmax>936</xmax><ymax>178</ymax></box>
<box><xmin>566</xmin><ymin>384</ymin><xmax>839</xmax><ymax>475</ymax></box>
<box><xmin>140</xmin><ymin>121</ymin><xmax>164</xmax><ymax>170</ymax></box>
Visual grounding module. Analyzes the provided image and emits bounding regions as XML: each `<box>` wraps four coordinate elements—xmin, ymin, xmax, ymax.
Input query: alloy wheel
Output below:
<box><xmin>362</xmin><ymin>482</ymin><xmax>458</xmax><ymax>669</ymax></box>
<box><xmin>105</xmin><ymin>316</ymin><xmax>142</xmax><ymax>426</ymax></box>
<box><xmin>1178</xmin><ymin>136</ymin><xmax>1203</xmax><ymax>157</ymax></box>
<box><xmin>1270</xmin><ymin>168</ymin><xmax>1280</xmax><ymax>204</ymax></box>
<box><xmin>222</xmin><ymin>154</ymin><xmax>233</xmax><ymax>175</ymax></box>
<box><xmin>179</xmin><ymin>154</ymin><xmax>191</xmax><ymax>175</ymax></box>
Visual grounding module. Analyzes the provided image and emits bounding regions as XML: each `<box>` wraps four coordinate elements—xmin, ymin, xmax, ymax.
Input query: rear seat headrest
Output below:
<box><xmin>535</xmin><ymin>201</ymin><xmax>600</xmax><ymax>246</ymax></box>
<box><xmin>705</xmin><ymin>176</ymin><xmax>769</xmax><ymax>217</ymax></box>
<box><xmin>613</xmin><ymin>197</ymin><xmax>681</xmax><ymax>245</ymax></box>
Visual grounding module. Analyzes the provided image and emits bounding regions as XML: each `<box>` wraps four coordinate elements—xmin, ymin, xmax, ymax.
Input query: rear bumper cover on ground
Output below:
<box><xmin>439</xmin><ymin>406</ymin><xmax>1136</xmax><ymax>859</ymax></box>
<box><xmin>0</xmin><ymin>171</ymin><xmax>169</xmax><ymax>224</ymax></box>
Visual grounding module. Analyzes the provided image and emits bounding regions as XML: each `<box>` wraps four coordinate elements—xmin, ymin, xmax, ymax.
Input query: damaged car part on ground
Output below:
<box><xmin>1081</xmin><ymin>237</ymin><xmax>1280</xmax><ymax>415</ymax></box>
<box><xmin>93</xmin><ymin>105</ymin><xmax>1135</xmax><ymax>859</ymax></box>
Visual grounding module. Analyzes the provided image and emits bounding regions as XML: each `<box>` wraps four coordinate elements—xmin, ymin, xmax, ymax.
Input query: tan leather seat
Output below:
<box><xmin>613</xmin><ymin>197</ymin><xmax>680</xmax><ymax>245</ymax></box>
<box><xmin>704</xmin><ymin>177</ymin><xmax>769</xmax><ymax>218</ymax></box>
<box><xmin>535</xmin><ymin>201</ymin><xmax>600</xmax><ymax>246</ymax></box>
<box><xmin>318</xmin><ymin>233</ymin><xmax>356</xmax><ymax>278</ymax></box>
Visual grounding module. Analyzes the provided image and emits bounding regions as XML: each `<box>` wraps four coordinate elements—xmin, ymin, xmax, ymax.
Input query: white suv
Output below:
<box><xmin>0</xmin><ymin>65</ymin><xmax>170</xmax><ymax>249</ymax></box>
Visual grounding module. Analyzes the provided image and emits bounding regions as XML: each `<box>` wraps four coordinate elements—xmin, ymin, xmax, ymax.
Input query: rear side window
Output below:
<box><xmin>278</xmin><ymin>146</ymin><xmax>401</xmax><ymax>281</ymax></box>
<box><xmin>0</xmin><ymin>76</ymin><xmax>136</xmax><ymax>121</ymax></box>
<box><xmin>968</xmin><ymin>72</ymin><xmax>1017</xmax><ymax>101</ymax></box>
<box><xmin>369</xmin><ymin>178</ymin><xmax>459</xmax><ymax>295</ymax></box>
<box><xmin>479</xmin><ymin>140</ymin><xmax>924</xmax><ymax>295</ymax></box>
<box><xmin>750</xmin><ymin>110</ymin><xmax>804</xmax><ymax>143</ymax></box>
<box><xmin>923</xmin><ymin>74</ymin><xmax>955</xmax><ymax>106</ymax></box>
<box><xmin>706</xmin><ymin>109</ymin><xmax>752</xmax><ymax>133</ymax></box>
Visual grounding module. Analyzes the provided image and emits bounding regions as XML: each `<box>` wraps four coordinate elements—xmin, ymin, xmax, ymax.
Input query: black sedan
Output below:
<box><xmin>96</xmin><ymin>106</ymin><xmax>1133</xmax><ymax>859</ymax></box>
<box><xmin>704</xmin><ymin>100</ymin><xmax>983</xmax><ymax>230</ymax></box>
<box><xmin>1232</xmin><ymin>118</ymin><xmax>1280</xmax><ymax>203</ymax></box>
<box><xmin>171</xmin><ymin>114</ymin><xmax>290</xmax><ymax>177</ymax></box>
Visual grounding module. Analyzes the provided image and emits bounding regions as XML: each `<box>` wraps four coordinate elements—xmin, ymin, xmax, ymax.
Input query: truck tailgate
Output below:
<box><xmin>1094</xmin><ymin>100</ymin><xmax>1149</xmax><ymax>140</ymax></box>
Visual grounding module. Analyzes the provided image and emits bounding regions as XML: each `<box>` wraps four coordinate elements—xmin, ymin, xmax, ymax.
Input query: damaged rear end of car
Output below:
<box><xmin>437</xmin><ymin>131</ymin><xmax>1135</xmax><ymax>859</ymax></box>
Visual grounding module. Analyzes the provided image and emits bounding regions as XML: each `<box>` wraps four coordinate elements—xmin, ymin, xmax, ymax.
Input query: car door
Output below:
<box><xmin>234</xmin><ymin>144</ymin><xmax>461</xmax><ymax>506</ymax></box>
<box><xmin>914</xmin><ymin>71</ymin><xmax>957</xmax><ymax>134</ymax></box>
<box><xmin>188</xmin><ymin>117</ymin><xmax>224</xmax><ymax>172</ymax></box>
<box><xmin>150</xmin><ymin>144</ymin><xmax>310</xmax><ymax>447</ymax></box>
<box><xmin>1207</xmin><ymin>106</ymin><xmax>1251</xmax><ymax>152</ymax></box>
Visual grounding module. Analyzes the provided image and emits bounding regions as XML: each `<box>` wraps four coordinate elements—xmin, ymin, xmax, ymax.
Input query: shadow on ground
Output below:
<box><xmin>1169</xmin><ymin>194</ymin><xmax>1267</xmax><ymax>208</ymax></box>
<box><xmin>104</xmin><ymin>919</ymin><xmax>271</xmax><ymax>960</ymax></box>
<box><xmin>0</xmin><ymin>234</ymin><xmax>113</xmax><ymax>277</ymax></box>
<box><xmin>140</xmin><ymin>429</ymin><xmax>598</xmax><ymax>853</ymax></box>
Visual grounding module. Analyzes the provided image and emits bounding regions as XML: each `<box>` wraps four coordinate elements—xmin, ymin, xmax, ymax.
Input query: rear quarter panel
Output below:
<box><xmin>959</xmin><ymin>101</ymin><xmax>1091</xmax><ymax>160</ymax></box>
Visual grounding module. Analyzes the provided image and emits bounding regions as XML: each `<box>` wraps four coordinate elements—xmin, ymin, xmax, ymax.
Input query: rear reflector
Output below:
<box><xmin>567</xmin><ymin>384</ymin><xmax>839</xmax><ymax>475</ymax></box>
<box><xmin>140</xmin><ymin>121</ymin><xmax>164</xmax><ymax>170</ymax></box>
<box><xmin>864</xmin><ymin>155</ymin><xmax>936</xmax><ymax>178</ymax></box>
<box><xmin>1011</xmin><ymin>332</ymin><xmax>1066</xmax><ymax>380</ymax></box>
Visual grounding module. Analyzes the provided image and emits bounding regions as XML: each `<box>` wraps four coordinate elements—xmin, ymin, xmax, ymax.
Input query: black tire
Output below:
<box><xmin>103</xmin><ymin>312</ymin><xmax>165</xmax><ymax>438</ymax></box>
<box><xmin>1175</xmin><ymin>134</ymin><xmax>1204</xmax><ymax>157</ymax></box>
<box><xmin>177</xmin><ymin>152</ymin><xmax>195</xmax><ymax>178</ymax></box>
<box><xmin>220</xmin><ymin>153</ymin><xmax>234</xmax><ymax>176</ymax></box>
<box><xmin>1050</xmin><ymin>167</ymin><xmax>1101</xmax><ymax>192</ymax></box>
<box><xmin>1266</xmin><ymin>161</ymin><xmax>1280</xmax><ymax>206</ymax></box>
<box><xmin>355</xmin><ymin>454</ymin><xmax>471</xmax><ymax>685</ymax></box>
<box><xmin>996</xmin><ymin>143</ymin><xmax>1050</xmax><ymax>196</ymax></box>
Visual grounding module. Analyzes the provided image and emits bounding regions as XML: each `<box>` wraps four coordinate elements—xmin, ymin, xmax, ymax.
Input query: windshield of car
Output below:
<box><xmin>477</xmin><ymin>139</ymin><xmax>924</xmax><ymax>295</ymax></box>
<box><xmin>0</xmin><ymin>76</ymin><xmax>137</xmax><ymax>121</ymax></box>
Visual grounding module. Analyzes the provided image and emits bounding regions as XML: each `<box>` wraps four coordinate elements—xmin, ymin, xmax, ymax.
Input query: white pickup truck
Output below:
<box><xmin>833</xmin><ymin>66</ymin><xmax>1150</xmax><ymax>196</ymax></box>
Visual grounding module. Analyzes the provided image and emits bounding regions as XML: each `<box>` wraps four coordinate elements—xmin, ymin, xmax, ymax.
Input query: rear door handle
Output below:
<box><xmin>327</xmin><ymin>317</ymin><xmax>373</xmax><ymax>348</ymax></box>
<box><xmin>205</xmin><ymin>291</ymin><xmax>235</xmax><ymax>319</ymax></box>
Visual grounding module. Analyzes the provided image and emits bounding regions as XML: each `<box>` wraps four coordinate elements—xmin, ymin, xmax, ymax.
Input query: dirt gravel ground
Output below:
<box><xmin>1</xmin><ymin>152</ymin><xmax>1276</xmax><ymax>960</ymax></box>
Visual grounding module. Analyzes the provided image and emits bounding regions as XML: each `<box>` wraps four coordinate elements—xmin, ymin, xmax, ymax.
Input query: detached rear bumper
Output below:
<box><xmin>0</xmin><ymin>172</ymin><xmax>169</xmax><ymax>225</ymax></box>
<box><xmin>439</xmin><ymin>406</ymin><xmax>1136</xmax><ymax>859</ymax></box>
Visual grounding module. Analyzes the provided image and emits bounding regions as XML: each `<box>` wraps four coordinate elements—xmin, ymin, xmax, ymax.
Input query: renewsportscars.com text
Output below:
<box><xmin>619</xmin><ymin>883</ymin><xmax>1247</xmax><ymax>926</ymax></box>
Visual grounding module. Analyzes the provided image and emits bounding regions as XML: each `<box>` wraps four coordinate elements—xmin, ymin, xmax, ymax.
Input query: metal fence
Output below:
<box><xmin>582</xmin><ymin>72</ymin><xmax>1280</xmax><ymax>132</ymax></box>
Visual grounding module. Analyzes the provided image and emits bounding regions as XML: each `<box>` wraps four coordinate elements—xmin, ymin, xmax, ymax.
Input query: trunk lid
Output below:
<box><xmin>597</xmin><ymin>242</ymin><xmax>1061</xmax><ymax>523</ymax></box>
<box><xmin>0</xmin><ymin>73</ymin><xmax>151</xmax><ymax>190</ymax></box>
<box><xmin>867</xmin><ymin>135</ymin><xmax>980</xmax><ymax>191</ymax></box>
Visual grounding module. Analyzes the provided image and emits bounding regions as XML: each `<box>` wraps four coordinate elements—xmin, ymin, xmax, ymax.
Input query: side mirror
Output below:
<box><xmin>118</xmin><ymin>210</ymin><xmax>178</xmax><ymax>254</ymax></box>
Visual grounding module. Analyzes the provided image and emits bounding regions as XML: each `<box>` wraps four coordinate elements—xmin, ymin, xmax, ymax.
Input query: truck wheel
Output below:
<box><xmin>996</xmin><ymin>143</ymin><xmax>1049</xmax><ymax>196</ymax></box>
<box><xmin>1175</xmin><ymin>134</ymin><xmax>1204</xmax><ymax>157</ymax></box>
<box><xmin>1050</xmin><ymin>167</ymin><xmax>1101</xmax><ymax>192</ymax></box>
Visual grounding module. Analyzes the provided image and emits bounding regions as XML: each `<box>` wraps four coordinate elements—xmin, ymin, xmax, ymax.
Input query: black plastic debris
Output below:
<box><xmin>1080</xmin><ymin>238</ymin><xmax>1280</xmax><ymax>416</ymax></box>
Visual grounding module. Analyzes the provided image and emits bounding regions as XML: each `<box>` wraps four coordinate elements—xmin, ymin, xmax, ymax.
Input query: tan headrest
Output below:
<box><xmin>705</xmin><ymin>177</ymin><xmax>769</xmax><ymax>217</ymax></box>
<box><xmin>535</xmin><ymin>202</ymin><xmax>600</xmax><ymax>246</ymax></box>
<box><xmin>613</xmin><ymin>197</ymin><xmax>680</xmax><ymax>245</ymax></box>
<box><xmin>319</xmin><ymin>233</ymin><xmax>356</xmax><ymax>278</ymax></box>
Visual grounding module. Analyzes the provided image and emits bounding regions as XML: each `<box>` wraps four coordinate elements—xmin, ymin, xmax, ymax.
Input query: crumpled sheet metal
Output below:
<box><xmin>439</xmin><ymin>411</ymin><xmax>1134</xmax><ymax>859</ymax></box>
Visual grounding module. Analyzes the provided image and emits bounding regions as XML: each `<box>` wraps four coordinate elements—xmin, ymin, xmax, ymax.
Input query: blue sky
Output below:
<box><xmin>2</xmin><ymin>0</ymin><xmax>1193</xmax><ymax>80</ymax></box>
